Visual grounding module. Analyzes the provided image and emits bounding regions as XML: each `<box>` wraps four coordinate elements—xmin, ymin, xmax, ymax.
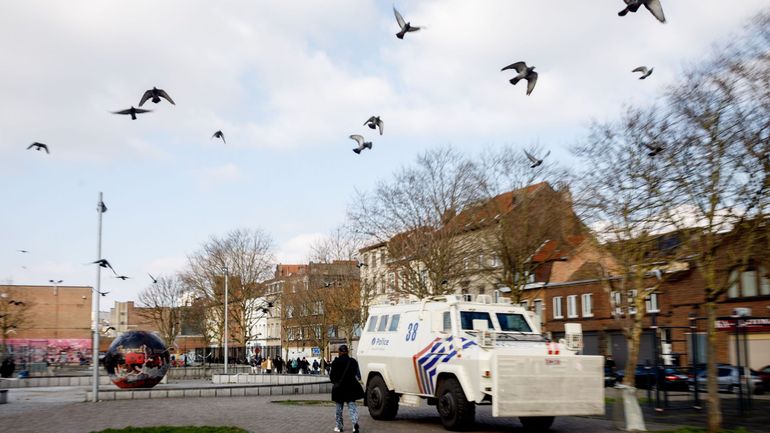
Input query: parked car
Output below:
<box><xmin>758</xmin><ymin>365</ymin><xmax>770</xmax><ymax>391</ymax></box>
<box><xmin>616</xmin><ymin>365</ymin><xmax>689</xmax><ymax>391</ymax></box>
<box><xmin>689</xmin><ymin>365</ymin><xmax>764</xmax><ymax>395</ymax></box>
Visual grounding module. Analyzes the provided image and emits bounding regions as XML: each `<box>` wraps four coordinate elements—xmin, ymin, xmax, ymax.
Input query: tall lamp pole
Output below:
<box><xmin>223</xmin><ymin>266</ymin><xmax>229</xmax><ymax>375</ymax></box>
<box><xmin>92</xmin><ymin>193</ymin><xmax>106</xmax><ymax>402</ymax></box>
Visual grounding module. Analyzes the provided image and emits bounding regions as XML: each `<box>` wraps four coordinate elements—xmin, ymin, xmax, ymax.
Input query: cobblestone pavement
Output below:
<box><xmin>0</xmin><ymin>388</ymin><xmax>681</xmax><ymax>433</ymax></box>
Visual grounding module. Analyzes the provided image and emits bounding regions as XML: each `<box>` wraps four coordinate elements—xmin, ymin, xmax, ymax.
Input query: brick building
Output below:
<box><xmin>0</xmin><ymin>284</ymin><xmax>93</xmax><ymax>364</ymax></box>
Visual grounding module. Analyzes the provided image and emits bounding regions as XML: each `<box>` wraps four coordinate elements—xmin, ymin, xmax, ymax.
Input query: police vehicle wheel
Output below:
<box><xmin>436</xmin><ymin>377</ymin><xmax>475</xmax><ymax>431</ymax></box>
<box><xmin>519</xmin><ymin>416</ymin><xmax>555</xmax><ymax>431</ymax></box>
<box><xmin>366</xmin><ymin>375</ymin><xmax>399</xmax><ymax>420</ymax></box>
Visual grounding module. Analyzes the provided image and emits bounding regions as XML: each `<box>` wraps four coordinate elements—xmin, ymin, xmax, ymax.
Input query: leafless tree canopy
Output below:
<box><xmin>307</xmin><ymin>225</ymin><xmax>365</xmax><ymax>264</ymax></box>
<box><xmin>137</xmin><ymin>275</ymin><xmax>186</xmax><ymax>348</ymax></box>
<box><xmin>573</xmin><ymin>10</ymin><xmax>770</xmax><ymax>432</ymax></box>
<box><xmin>182</xmin><ymin>228</ymin><xmax>275</xmax><ymax>348</ymax></box>
<box><xmin>0</xmin><ymin>287</ymin><xmax>32</xmax><ymax>355</ymax></box>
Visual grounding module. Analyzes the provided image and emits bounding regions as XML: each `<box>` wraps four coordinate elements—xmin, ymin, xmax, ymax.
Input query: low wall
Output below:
<box><xmin>212</xmin><ymin>373</ymin><xmax>329</xmax><ymax>385</ymax></box>
<box><xmin>0</xmin><ymin>375</ymin><xmax>112</xmax><ymax>389</ymax></box>
<box><xmin>86</xmin><ymin>381</ymin><xmax>333</xmax><ymax>401</ymax></box>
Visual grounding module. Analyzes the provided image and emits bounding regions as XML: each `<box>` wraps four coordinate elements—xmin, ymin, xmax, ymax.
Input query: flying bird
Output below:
<box><xmin>502</xmin><ymin>61</ymin><xmax>538</xmax><ymax>96</ymax></box>
<box><xmin>364</xmin><ymin>116</ymin><xmax>384</xmax><ymax>135</ymax></box>
<box><xmin>323</xmin><ymin>281</ymin><xmax>333</xmax><ymax>288</ymax></box>
<box><xmin>356</xmin><ymin>261</ymin><xmax>368</xmax><ymax>268</ymax></box>
<box><xmin>643</xmin><ymin>143</ymin><xmax>663</xmax><ymax>156</ymax></box>
<box><xmin>115</xmin><ymin>275</ymin><xmax>130</xmax><ymax>281</ymax></box>
<box><xmin>148</xmin><ymin>273</ymin><xmax>158</xmax><ymax>284</ymax></box>
<box><xmin>8</xmin><ymin>300</ymin><xmax>25</xmax><ymax>306</ymax></box>
<box><xmin>17</xmin><ymin>250</ymin><xmax>29</xmax><ymax>253</ymax></box>
<box><xmin>632</xmin><ymin>66</ymin><xmax>654</xmax><ymax>79</ymax></box>
<box><xmin>112</xmin><ymin>106</ymin><xmax>152</xmax><ymax>120</ymax></box>
<box><xmin>91</xmin><ymin>259</ymin><xmax>117</xmax><ymax>274</ymax></box>
<box><xmin>350</xmin><ymin>134</ymin><xmax>373</xmax><ymax>154</ymax></box>
<box><xmin>618</xmin><ymin>0</ymin><xmax>666</xmax><ymax>23</ymax></box>
<box><xmin>27</xmin><ymin>142</ymin><xmax>49</xmax><ymax>154</ymax></box>
<box><xmin>139</xmin><ymin>87</ymin><xmax>175</xmax><ymax>106</ymax></box>
<box><xmin>394</xmin><ymin>6</ymin><xmax>421</xmax><ymax>39</ymax></box>
<box><xmin>212</xmin><ymin>130</ymin><xmax>226</xmax><ymax>143</ymax></box>
<box><xmin>524</xmin><ymin>149</ymin><xmax>550</xmax><ymax>168</ymax></box>
<box><xmin>96</xmin><ymin>290</ymin><xmax>110</xmax><ymax>297</ymax></box>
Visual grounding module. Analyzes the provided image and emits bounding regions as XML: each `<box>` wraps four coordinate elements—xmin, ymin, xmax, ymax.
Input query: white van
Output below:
<box><xmin>357</xmin><ymin>295</ymin><xmax>604</xmax><ymax>431</ymax></box>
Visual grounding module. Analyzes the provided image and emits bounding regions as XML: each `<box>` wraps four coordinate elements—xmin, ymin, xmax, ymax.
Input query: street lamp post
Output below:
<box><xmin>92</xmin><ymin>193</ymin><xmax>106</xmax><ymax>402</ymax></box>
<box><xmin>223</xmin><ymin>266</ymin><xmax>229</xmax><ymax>375</ymax></box>
<box><xmin>49</xmin><ymin>280</ymin><xmax>63</xmax><ymax>339</ymax></box>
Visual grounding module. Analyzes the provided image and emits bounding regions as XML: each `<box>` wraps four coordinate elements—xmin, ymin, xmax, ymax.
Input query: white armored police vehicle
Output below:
<box><xmin>357</xmin><ymin>294</ymin><xmax>604</xmax><ymax>431</ymax></box>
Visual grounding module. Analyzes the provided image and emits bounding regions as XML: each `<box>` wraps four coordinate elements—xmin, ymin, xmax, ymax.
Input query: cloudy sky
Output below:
<box><xmin>1</xmin><ymin>0</ymin><xmax>767</xmax><ymax>307</ymax></box>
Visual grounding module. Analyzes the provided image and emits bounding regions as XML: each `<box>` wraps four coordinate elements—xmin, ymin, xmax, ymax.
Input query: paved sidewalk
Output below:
<box><xmin>0</xmin><ymin>388</ymin><xmax>678</xmax><ymax>433</ymax></box>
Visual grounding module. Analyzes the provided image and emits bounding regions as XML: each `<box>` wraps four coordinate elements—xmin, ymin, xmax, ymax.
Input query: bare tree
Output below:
<box><xmin>137</xmin><ymin>275</ymin><xmax>186</xmax><ymax>348</ymax></box>
<box><xmin>308</xmin><ymin>225</ymin><xmax>365</xmax><ymax>263</ymax></box>
<box><xmin>182</xmin><ymin>228</ymin><xmax>276</xmax><ymax>354</ymax></box>
<box><xmin>0</xmin><ymin>286</ymin><xmax>32</xmax><ymax>357</ymax></box>
<box><xmin>348</xmin><ymin>146</ymin><xmax>487</xmax><ymax>297</ymax></box>
<box><xmin>659</xmin><ymin>22</ymin><xmax>770</xmax><ymax>430</ymax></box>
<box><xmin>570</xmin><ymin>11</ymin><xmax>770</xmax><ymax>431</ymax></box>
<box><xmin>573</xmin><ymin>104</ymin><xmax>688</xmax><ymax>391</ymax></box>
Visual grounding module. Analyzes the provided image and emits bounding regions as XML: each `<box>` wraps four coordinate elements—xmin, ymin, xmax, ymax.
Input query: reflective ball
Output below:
<box><xmin>103</xmin><ymin>330</ymin><xmax>170</xmax><ymax>389</ymax></box>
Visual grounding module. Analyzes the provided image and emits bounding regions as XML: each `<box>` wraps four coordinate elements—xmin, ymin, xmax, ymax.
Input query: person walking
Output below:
<box><xmin>330</xmin><ymin>345</ymin><xmax>364</xmax><ymax>433</ymax></box>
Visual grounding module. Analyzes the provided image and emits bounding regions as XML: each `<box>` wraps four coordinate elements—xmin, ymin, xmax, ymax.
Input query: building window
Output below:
<box><xmin>388</xmin><ymin>272</ymin><xmax>396</xmax><ymax>290</ymax></box>
<box><xmin>611</xmin><ymin>291</ymin><xmax>622</xmax><ymax>317</ymax></box>
<box><xmin>728</xmin><ymin>265</ymin><xmax>770</xmax><ymax>298</ymax></box>
<box><xmin>628</xmin><ymin>290</ymin><xmax>638</xmax><ymax>315</ymax></box>
<box><xmin>553</xmin><ymin>296</ymin><xmax>563</xmax><ymax>319</ymax></box>
<box><xmin>442</xmin><ymin>311</ymin><xmax>451</xmax><ymax>332</ymax></box>
<box><xmin>581</xmin><ymin>293</ymin><xmax>593</xmax><ymax>317</ymax></box>
<box><xmin>567</xmin><ymin>295</ymin><xmax>578</xmax><ymax>318</ymax></box>
<box><xmin>491</xmin><ymin>255</ymin><xmax>503</xmax><ymax>268</ymax></box>
<box><xmin>520</xmin><ymin>300</ymin><xmax>529</xmax><ymax>310</ymax></box>
<box><xmin>533</xmin><ymin>299</ymin><xmax>543</xmax><ymax>323</ymax></box>
<box><xmin>645</xmin><ymin>292</ymin><xmax>659</xmax><ymax>313</ymax></box>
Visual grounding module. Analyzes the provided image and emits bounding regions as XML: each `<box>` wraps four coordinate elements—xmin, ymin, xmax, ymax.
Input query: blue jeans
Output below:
<box><xmin>335</xmin><ymin>401</ymin><xmax>359</xmax><ymax>430</ymax></box>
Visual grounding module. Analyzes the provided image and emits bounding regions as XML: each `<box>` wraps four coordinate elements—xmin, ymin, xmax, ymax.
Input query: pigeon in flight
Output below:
<box><xmin>115</xmin><ymin>275</ymin><xmax>130</xmax><ymax>281</ymax></box>
<box><xmin>323</xmin><ymin>281</ymin><xmax>333</xmax><ymax>288</ymax></box>
<box><xmin>643</xmin><ymin>143</ymin><xmax>663</xmax><ymax>156</ymax></box>
<box><xmin>8</xmin><ymin>300</ymin><xmax>25</xmax><ymax>306</ymax></box>
<box><xmin>356</xmin><ymin>261</ymin><xmax>367</xmax><ymax>268</ymax></box>
<box><xmin>97</xmin><ymin>291</ymin><xmax>110</xmax><ymax>297</ymax></box>
<box><xmin>394</xmin><ymin>6</ymin><xmax>421</xmax><ymax>39</ymax></box>
<box><xmin>148</xmin><ymin>273</ymin><xmax>159</xmax><ymax>284</ymax></box>
<box><xmin>618</xmin><ymin>0</ymin><xmax>666</xmax><ymax>23</ymax></box>
<box><xmin>524</xmin><ymin>149</ymin><xmax>550</xmax><ymax>168</ymax></box>
<box><xmin>212</xmin><ymin>130</ymin><xmax>226</xmax><ymax>143</ymax></box>
<box><xmin>502</xmin><ymin>61</ymin><xmax>538</xmax><ymax>96</ymax></box>
<box><xmin>17</xmin><ymin>249</ymin><xmax>29</xmax><ymax>253</ymax></box>
<box><xmin>350</xmin><ymin>134</ymin><xmax>373</xmax><ymax>154</ymax></box>
<box><xmin>92</xmin><ymin>259</ymin><xmax>117</xmax><ymax>274</ymax></box>
<box><xmin>364</xmin><ymin>116</ymin><xmax>384</xmax><ymax>135</ymax></box>
<box><xmin>632</xmin><ymin>66</ymin><xmax>654</xmax><ymax>79</ymax></box>
<box><xmin>112</xmin><ymin>106</ymin><xmax>152</xmax><ymax>120</ymax></box>
<box><xmin>139</xmin><ymin>87</ymin><xmax>175</xmax><ymax>106</ymax></box>
<box><xmin>27</xmin><ymin>142</ymin><xmax>49</xmax><ymax>154</ymax></box>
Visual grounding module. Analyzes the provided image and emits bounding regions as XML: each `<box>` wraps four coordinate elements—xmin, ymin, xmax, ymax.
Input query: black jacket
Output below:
<box><xmin>330</xmin><ymin>355</ymin><xmax>364</xmax><ymax>403</ymax></box>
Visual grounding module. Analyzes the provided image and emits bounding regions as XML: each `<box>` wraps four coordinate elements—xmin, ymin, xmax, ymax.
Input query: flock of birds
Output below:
<box><xmin>15</xmin><ymin>1</ymin><xmax>671</xmax><ymax>289</ymax></box>
<box><xmin>346</xmin><ymin>1</ymin><xmax>666</xmax><ymax>161</ymax></box>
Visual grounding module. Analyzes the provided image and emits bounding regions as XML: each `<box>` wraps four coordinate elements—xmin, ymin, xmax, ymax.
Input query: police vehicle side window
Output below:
<box><xmin>460</xmin><ymin>311</ymin><xmax>494</xmax><ymax>330</ymax></box>
<box><xmin>496</xmin><ymin>313</ymin><xmax>533</xmax><ymax>332</ymax></box>
<box><xmin>377</xmin><ymin>315</ymin><xmax>389</xmax><ymax>332</ymax></box>
<box><xmin>367</xmin><ymin>315</ymin><xmax>378</xmax><ymax>332</ymax></box>
<box><xmin>442</xmin><ymin>311</ymin><xmax>451</xmax><ymax>332</ymax></box>
<box><xmin>388</xmin><ymin>314</ymin><xmax>400</xmax><ymax>331</ymax></box>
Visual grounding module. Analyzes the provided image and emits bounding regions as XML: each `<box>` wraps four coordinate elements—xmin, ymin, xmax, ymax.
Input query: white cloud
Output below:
<box><xmin>276</xmin><ymin>232</ymin><xmax>326</xmax><ymax>263</ymax></box>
